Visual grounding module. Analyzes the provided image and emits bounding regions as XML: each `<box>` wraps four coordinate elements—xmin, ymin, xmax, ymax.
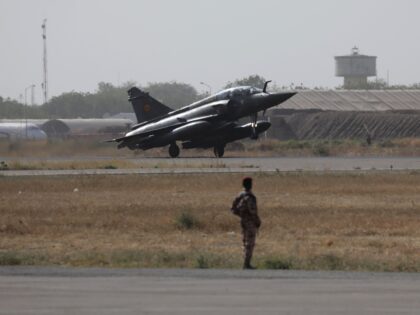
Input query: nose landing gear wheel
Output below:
<box><xmin>213</xmin><ymin>145</ymin><xmax>225</xmax><ymax>158</ymax></box>
<box><xmin>169</xmin><ymin>143</ymin><xmax>180</xmax><ymax>158</ymax></box>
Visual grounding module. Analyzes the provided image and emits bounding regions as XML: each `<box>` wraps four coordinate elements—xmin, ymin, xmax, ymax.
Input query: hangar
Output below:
<box><xmin>273</xmin><ymin>90</ymin><xmax>420</xmax><ymax>112</ymax></box>
<box><xmin>0</xmin><ymin>118</ymin><xmax>132</xmax><ymax>140</ymax></box>
<box><xmin>268</xmin><ymin>90</ymin><xmax>420</xmax><ymax>140</ymax></box>
<box><xmin>41</xmin><ymin>118</ymin><xmax>132</xmax><ymax>138</ymax></box>
<box><xmin>0</xmin><ymin>122</ymin><xmax>47</xmax><ymax>141</ymax></box>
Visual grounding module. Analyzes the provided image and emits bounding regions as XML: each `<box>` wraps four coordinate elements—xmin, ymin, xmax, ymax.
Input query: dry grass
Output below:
<box><xmin>2</xmin><ymin>160</ymin><xmax>135</xmax><ymax>170</ymax></box>
<box><xmin>246</xmin><ymin>138</ymin><xmax>420</xmax><ymax>157</ymax></box>
<box><xmin>0</xmin><ymin>138</ymin><xmax>221</xmax><ymax>158</ymax></box>
<box><xmin>1</xmin><ymin>172</ymin><xmax>420</xmax><ymax>271</ymax></box>
<box><xmin>2</xmin><ymin>137</ymin><xmax>420</xmax><ymax>159</ymax></box>
<box><xmin>1</xmin><ymin>138</ymin><xmax>119</xmax><ymax>158</ymax></box>
<box><xmin>1</xmin><ymin>160</ymin><xmax>228</xmax><ymax>171</ymax></box>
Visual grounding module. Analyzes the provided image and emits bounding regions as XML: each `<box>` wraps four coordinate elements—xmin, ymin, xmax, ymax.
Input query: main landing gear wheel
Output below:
<box><xmin>169</xmin><ymin>143</ymin><xmax>180</xmax><ymax>158</ymax></box>
<box><xmin>250</xmin><ymin>113</ymin><xmax>258</xmax><ymax>140</ymax></box>
<box><xmin>250</xmin><ymin>128</ymin><xmax>259</xmax><ymax>140</ymax></box>
<box><xmin>213</xmin><ymin>145</ymin><xmax>225</xmax><ymax>158</ymax></box>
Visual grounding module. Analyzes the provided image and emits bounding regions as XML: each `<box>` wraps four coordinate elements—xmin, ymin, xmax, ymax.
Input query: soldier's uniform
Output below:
<box><xmin>231</xmin><ymin>190</ymin><xmax>261</xmax><ymax>269</ymax></box>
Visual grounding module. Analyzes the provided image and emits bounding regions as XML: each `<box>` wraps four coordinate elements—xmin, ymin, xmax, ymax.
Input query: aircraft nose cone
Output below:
<box><xmin>267</xmin><ymin>92</ymin><xmax>297</xmax><ymax>107</ymax></box>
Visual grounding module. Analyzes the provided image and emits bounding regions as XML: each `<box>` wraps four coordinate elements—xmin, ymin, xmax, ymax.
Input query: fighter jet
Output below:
<box><xmin>110</xmin><ymin>82</ymin><xmax>296</xmax><ymax>157</ymax></box>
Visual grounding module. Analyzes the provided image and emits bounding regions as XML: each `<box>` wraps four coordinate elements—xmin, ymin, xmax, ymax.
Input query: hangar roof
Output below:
<box><xmin>276</xmin><ymin>90</ymin><xmax>420</xmax><ymax>111</ymax></box>
<box><xmin>41</xmin><ymin>118</ymin><xmax>132</xmax><ymax>137</ymax></box>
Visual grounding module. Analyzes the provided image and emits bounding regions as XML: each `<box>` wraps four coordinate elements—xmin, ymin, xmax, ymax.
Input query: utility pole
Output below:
<box><xmin>19</xmin><ymin>93</ymin><xmax>23</xmax><ymax>138</ymax></box>
<box><xmin>24</xmin><ymin>85</ymin><xmax>34</xmax><ymax>139</ymax></box>
<box><xmin>42</xmin><ymin>19</ymin><xmax>48</xmax><ymax>104</ymax></box>
<box><xmin>31</xmin><ymin>84</ymin><xmax>35</xmax><ymax>105</ymax></box>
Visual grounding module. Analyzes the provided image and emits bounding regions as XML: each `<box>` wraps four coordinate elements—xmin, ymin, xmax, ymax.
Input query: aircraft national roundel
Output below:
<box><xmin>143</xmin><ymin>104</ymin><xmax>151</xmax><ymax>112</ymax></box>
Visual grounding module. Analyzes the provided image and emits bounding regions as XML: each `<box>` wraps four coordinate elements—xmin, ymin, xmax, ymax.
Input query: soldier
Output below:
<box><xmin>231</xmin><ymin>177</ymin><xmax>261</xmax><ymax>269</ymax></box>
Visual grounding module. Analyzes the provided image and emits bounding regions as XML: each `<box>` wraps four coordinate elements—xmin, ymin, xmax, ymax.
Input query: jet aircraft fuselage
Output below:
<box><xmin>112</xmin><ymin>83</ymin><xmax>296</xmax><ymax>157</ymax></box>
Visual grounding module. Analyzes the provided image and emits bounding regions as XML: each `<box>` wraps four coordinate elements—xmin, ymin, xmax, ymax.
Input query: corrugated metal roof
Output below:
<box><xmin>276</xmin><ymin>90</ymin><xmax>420</xmax><ymax>111</ymax></box>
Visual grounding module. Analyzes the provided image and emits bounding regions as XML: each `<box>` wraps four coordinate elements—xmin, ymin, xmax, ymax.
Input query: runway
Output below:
<box><xmin>1</xmin><ymin>267</ymin><xmax>419</xmax><ymax>315</ymax></box>
<box><xmin>1</xmin><ymin>156</ymin><xmax>419</xmax><ymax>176</ymax></box>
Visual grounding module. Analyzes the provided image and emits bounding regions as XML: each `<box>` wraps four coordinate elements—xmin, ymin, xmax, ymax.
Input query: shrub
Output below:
<box><xmin>103</xmin><ymin>164</ymin><xmax>117</xmax><ymax>169</ymax></box>
<box><xmin>175</xmin><ymin>212</ymin><xmax>199</xmax><ymax>230</ymax></box>
<box><xmin>263</xmin><ymin>258</ymin><xmax>293</xmax><ymax>270</ymax></box>
<box><xmin>195</xmin><ymin>255</ymin><xmax>210</xmax><ymax>269</ymax></box>
<box><xmin>0</xmin><ymin>252</ymin><xmax>22</xmax><ymax>265</ymax></box>
<box><xmin>284</xmin><ymin>140</ymin><xmax>307</xmax><ymax>150</ymax></box>
<box><xmin>379</xmin><ymin>139</ymin><xmax>395</xmax><ymax>148</ymax></box>
<box><xmin>0</xmin><ymin>161</ymin><xmax>8</xmax><ymax>170</ymax></box>
<box><xmin>312</xmin><ymin>143</ymin><xmax>330</xmax><ymax>156</ymax></box>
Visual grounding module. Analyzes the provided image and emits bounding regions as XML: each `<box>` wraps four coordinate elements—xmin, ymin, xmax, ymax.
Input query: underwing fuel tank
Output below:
<box><xmin>171</xmin><ymin>121</ymin><xmax>212</xmax><ymax>140</ymax></box>
<box><xmin>141</xmin><ymin>120</ymin><xmax>213</xmax><ymax>148</ymax></box>
<box><xmin>182</xmin><ymin>121</ymin><xmax>271</xmax><ymax>149</ymax></box>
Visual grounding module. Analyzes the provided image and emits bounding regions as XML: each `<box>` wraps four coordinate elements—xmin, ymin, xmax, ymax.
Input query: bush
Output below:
<box><xmin>0</xmin><ymin>161</ymin><xmax>8</xmax><ymax>170</ymax></box>
<box><xmin>378</xmin><ymin>139</ymin><xmax>395</xmax><ymax>148</ymax></box>
<box><xmin>195</xmin><ymin>255</ymin><xmax>210</xmax><ymax>269</ymax></box>
<box><xmin>263</xmin><ymin>258</ymin><xmax>293</xmax><ymax>270</ymax></box>
<box><xmin>175</xmin><ymin>212</ymin><xmax>199</xmax><ymax>230</ymax></box>
<box><xmin>312</xmin><ymin>143</ymin><xmax>330</xmax><ymax>156</ymax></box>
<box><xmin>0</xmin><ymin>252</ymin><xmax>22</xmax><ymax>265</ymax></box>
<box><xmin>103</xmin><ymin>164</ymin><xmax>117</xmax><ymax>169</ymax></box>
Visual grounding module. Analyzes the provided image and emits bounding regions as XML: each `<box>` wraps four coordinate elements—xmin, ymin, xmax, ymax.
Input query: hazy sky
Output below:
<box><xmin>1</xmin><ymin>0</ymin><xmax>419</xmax><ymax>103</ymax></box>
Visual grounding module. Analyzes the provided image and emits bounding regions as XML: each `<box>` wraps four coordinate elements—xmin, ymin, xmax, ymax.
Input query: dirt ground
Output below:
<box><xmin>1</xmin><ymin>172</ymin><xmax>420</xmax><ymax>270</ymax></box>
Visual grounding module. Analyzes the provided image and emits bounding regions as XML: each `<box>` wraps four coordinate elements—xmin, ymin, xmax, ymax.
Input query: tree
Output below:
<box><xmin>44</xmin><ymin>92</ymin><xmax>91</xmax><ymax>118</ymax></box>
<box><xmin>366</xmin><ymin>79</ymin><xmax>388</xmax><ymax>90</ymax></box>
<box><xmin>0</xmin><ymin>97</ymin><xmax>25</xmax><ymax>118</ymax></box>
<box><xmin>224</xmin><ymin>75</ymin><xmax>267</xmax><ymax>89</ymax></box>
<box><xmin>144</xmin><ymin>81</ymin><xmax>199</xmax><ymax>109</ymax></box>
<box><xmin>337</xmin><ymin>79</ymin><xmax>420</xmax><ymax>90</ymax></box>
<box><xmin>89</xmin><ymin>82</ymin><xmax>132</xmax><ymax>116</ymax></box>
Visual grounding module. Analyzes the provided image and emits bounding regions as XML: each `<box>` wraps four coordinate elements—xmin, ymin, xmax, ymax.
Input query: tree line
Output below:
<box><xmin>0</xmin><ymin>75</ymin><xmax>269</xmax><ymax>119</ymax></box>
<box><xmin>1</xmin><ymin>75</ymin><xmax>419</xmax><ymax>119</ymax></box>
<box><xmin>0</xmin><ymin>81</ymin><xmax>201</xmax><ymax>119</ymax></box>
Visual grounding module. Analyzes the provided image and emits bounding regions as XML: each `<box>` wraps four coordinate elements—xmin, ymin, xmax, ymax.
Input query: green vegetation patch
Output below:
<box><xmin>0</xmin><ymin>251</ymin><xmax>48</xmax><ymax>266</ymax></box>
<box><xmin>1</xmin><ymin>250</ymin><xmax>419</xmax><ymax>272</ymax></box>
<box><xmin>263</xmin><ymin>257</ymin><xmax>294</xmax><ymax>270</ymax></box>
<box><xmin>0</xmin><ymin>161</ymin><xmax>9</xmax><ymax>170</ymax></box>
<box><xmin>175</xmin><ymin>212</ymin><xmax>200</xmax><ymax>230</ymax></box>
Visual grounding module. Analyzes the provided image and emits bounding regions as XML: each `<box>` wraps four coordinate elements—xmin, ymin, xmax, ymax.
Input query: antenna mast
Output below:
<box><xmin>42</xmin><ymin>19</ymin><xmax>48</xmax><ymax>104</ymax></box>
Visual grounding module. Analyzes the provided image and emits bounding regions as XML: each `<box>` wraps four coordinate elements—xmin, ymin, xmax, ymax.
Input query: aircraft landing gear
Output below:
<box><xmin>169</xmin><ymin>143</ymin><xmax>180</xmax><ymax>158</ymax></box>
<box><xmin>250</xmin><ymin>127</ymin><xmax>258</xmax><ymax>140</ymax></box>
<box><xmin>250</xmin><ymin>113</ymin><xmax>258</xmax><ymax>140</ymax></box>
<box><xmin>214</xmin><ymin>144</ymin><xmax>225</xmax><ymax>158</ymax></box>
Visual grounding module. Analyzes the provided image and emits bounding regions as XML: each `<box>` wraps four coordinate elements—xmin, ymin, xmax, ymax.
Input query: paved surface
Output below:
<box><xmin>1</xmin><ymin>267</ymin><xmax>420</xmax><ymax>314</ymax></box>
<box><xmin>1</xmin><ymin>157</ymin><xmax>419</xmax><ymax>176</ymax></box>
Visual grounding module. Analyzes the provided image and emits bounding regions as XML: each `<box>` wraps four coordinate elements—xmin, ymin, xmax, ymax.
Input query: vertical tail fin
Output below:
<box><xmin>127</xmin><ymin>87</ymin><xmax>173</xmax><ymax>123</ymax></box>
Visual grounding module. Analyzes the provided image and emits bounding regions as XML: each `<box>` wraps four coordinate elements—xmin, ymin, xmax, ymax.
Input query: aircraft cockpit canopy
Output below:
<box><xmin>216</xmin><ymin>86</ymin><xmax>262</xmax><ymax>100</ymax></box>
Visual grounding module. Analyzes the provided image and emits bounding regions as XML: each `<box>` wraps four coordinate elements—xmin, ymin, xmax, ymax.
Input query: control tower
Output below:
<box><xmin>335</xmin><ymin>47</ymin><xmax>377</xmax><ymax>89</ymax></box>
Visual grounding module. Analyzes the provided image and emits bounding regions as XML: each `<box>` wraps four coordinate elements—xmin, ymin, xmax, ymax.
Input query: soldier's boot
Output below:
<box><xmin>243</xmin><ymin>257</ymin><xmax>256</xmax><ymax>270</ymax></box>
